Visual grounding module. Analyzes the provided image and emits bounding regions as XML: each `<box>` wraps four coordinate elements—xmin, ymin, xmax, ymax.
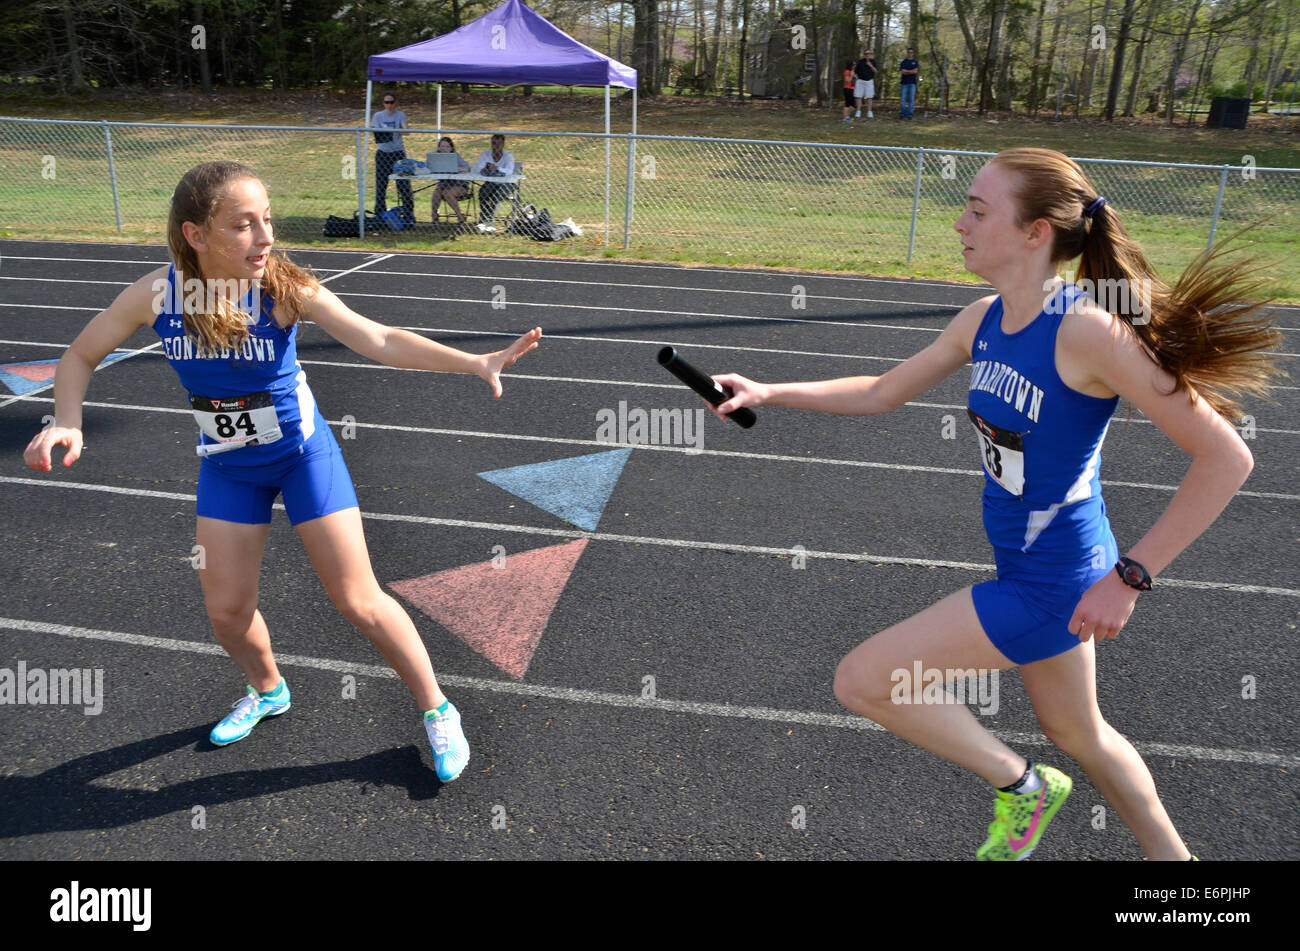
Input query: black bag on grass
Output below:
<box><xmin>508</xmin><ymin>204</ymin><xmax>577</xmax><ymax>241</ymax></box>
<box><xmin>324</xmin><ymin>212</ymin><xmax>386</xmax><ymax>238</ymax></box>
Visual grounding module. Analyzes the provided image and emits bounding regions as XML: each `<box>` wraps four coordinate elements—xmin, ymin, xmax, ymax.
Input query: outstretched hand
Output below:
<box><xmin>481</xmin><ymin>326</ymin><xmax>542</xmax><ymax>398</ymax></box>
<box><xmin>24</xmin><ymin>425</ymin><xmax>83</xmax><ymax>472</ymax></box>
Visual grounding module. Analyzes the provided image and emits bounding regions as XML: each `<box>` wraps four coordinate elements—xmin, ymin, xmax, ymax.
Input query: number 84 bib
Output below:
<box><xmin>967</xmin><ymin>408</ymin><xmax>1025</xmax><ymax>496</ymax></box>
<box><xmin>190</xmin><ymin>391</ymin><xmax>283</xmax><ymax>455</ymax></box>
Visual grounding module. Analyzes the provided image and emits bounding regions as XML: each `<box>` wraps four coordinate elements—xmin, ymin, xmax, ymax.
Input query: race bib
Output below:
<box><xmin>190</xmin><ymin>391</ymin><xmax>282</xmax><ymax>454</ymax></box>
<box><xmin>968</xmin><ymin>409</ymin><xmax>1025</xmax><ymax>496</ymax></box>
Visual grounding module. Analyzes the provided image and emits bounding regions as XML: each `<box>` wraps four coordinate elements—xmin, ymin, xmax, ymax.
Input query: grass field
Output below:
<box><xmin>3</xmin><ymin>87</ymin><xmax>1298</xmax><ymax>299</ymax></box>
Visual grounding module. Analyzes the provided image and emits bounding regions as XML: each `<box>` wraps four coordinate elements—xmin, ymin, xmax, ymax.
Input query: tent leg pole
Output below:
<box><xmin>437</xmin><ymin>84</ymin><xmax>442</xmax><ymax>138</ymax></box>
<box><xmin>362</xmin><ymin>81</ymin><xmax>372</xmax><ymax>239</ymax></box>
<box><xmin>624</xmin><ymin>89</ymin><xmax>636</xmax><ymax>250</ymax></box>
<box><xmin>605</xmin><ymin>85</ymin><xmax>611</xmax><ymax>247</ymax></box>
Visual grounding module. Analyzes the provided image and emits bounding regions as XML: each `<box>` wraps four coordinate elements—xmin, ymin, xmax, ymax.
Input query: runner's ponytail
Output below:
<box><xmin>990</xmin><ymin>148</ymin><xmax>1284</xmax><ymax>421</ymax></box>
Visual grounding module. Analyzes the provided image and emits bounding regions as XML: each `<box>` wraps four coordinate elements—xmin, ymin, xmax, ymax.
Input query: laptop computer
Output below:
<box><xmin>426</xmin><ymin>152</ymin><xmax>463</xmax><ymax>174</ymax></box>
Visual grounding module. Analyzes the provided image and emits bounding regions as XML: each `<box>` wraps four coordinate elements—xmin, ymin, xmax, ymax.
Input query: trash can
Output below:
<box><xmin>1207</xmin><ymin>97</ymin><xmax>1250</xmax><ymax>129</ymax></box>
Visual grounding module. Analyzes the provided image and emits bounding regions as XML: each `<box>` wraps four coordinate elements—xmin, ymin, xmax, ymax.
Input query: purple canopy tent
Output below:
<box><xmin>362</xmin><ymin>0</ymin><xmax>638</xmax><ymax>241</ymax></box>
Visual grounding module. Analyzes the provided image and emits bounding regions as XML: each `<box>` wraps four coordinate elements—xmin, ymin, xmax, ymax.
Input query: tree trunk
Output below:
<box><xmin>740</xmin><ymin>0</ymin><xmax>751</xmax><ymax>100</ymax></box>
<box><xmin>194</xmin><ymin>1</ymin><xmax>212</xmax><ymax>93</ymax></box>
<box><xmin>633</xmin><ymin>0</ymin><xmax>661</xmax><ymax>97</ymax></box>
<box><xmin>1123</xmin><ymin>0</ymin><xmax>1160</xmax><ymax>116</ymax></box>
<box><xmin>1093</xmin><ymin>0</ymin><xmax>1114</xmax><ymax>108</ymax></box>
<box><xmin>1164</xmin><ymin>0</ymin><xmax>1203</xmax><ymax>124</ymax></box>
<box><xmin>60</xmin><ymin>0</ymin><xmax>87</xmax><ymax>90</ymax></box>
<box><xmin>1242</xmin><ymin>7</ymin><xmax>1264</xmax><ymax>102</ymax></box>
<box><xmin>1026</xmin><ymin>0</ymin><xmax>1048</xmax><ymax>113</ymax></box>
<box><xmin>980</xmin><ymin>0</ymin><xmax>1007</xmax><ymax>113</ymax></box>
<box><xmin>1103</xmin><ymin>0</ymin><xmax>1137</xmax><ymax>118</ymax></box>
<box><xmin>1261</xmin><ymin>1</ymin><xmax>1292</xmax><ymax>111</ymax></box>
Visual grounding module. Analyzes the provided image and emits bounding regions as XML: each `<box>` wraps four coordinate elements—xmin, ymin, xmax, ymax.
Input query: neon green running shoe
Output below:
<box><xmin>976</xmin><ymin>764</ymin><xmax>1072</xmax><ymax>861</ymax></box>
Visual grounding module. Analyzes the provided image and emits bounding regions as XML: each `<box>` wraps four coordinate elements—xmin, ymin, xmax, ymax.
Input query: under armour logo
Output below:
<box><xmin>977</xmin><ymin>340</ymin><xmax>988</xmax><ymax>351</ymax></box>
<box><xmin>169</xmin><ymin>319</ymin><xmax>183</xmax><ymax>329</ymax></box>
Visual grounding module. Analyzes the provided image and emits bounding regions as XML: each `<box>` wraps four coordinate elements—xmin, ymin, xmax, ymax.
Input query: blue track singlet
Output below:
<box><xmin>151</xmin><ymin>264</ymin><xmax>327</xmax><ymax>466</ymax></box>
<box><xmin>151</xmin><ymin>265</ymin><xmax>356</xmax><ymax>525</ymax></box>
<box><xmin>967</xmin><ymin>283</ymin><xmax>1122</xmax><ymax>663</ymax></box>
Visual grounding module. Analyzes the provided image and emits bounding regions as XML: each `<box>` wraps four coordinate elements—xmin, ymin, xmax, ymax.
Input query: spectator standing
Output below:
<box><xmin>854</xmin><ymin>51</ymin><xmax>877</xmax><ymax>119</ymax></box>
<box><xmin>842</xmin><ymin>61</ymin><xmax>856</xmax><ymax>122</ymax></box>
<box><xmin>900</xmin><ymin>48</ymin><xmax>920</xmax><ymax>118</ymax></box>
<box><xmin>371</xmin><ymin>93</ymin><xmax>414</xmax><ymax>222</ymax></box>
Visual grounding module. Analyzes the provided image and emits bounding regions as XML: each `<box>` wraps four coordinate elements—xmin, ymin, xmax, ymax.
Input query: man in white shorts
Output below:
<box><xmin>854</xmin><ymin>50</ymin><xmax>877</xmax><ymax>119</ymax></box>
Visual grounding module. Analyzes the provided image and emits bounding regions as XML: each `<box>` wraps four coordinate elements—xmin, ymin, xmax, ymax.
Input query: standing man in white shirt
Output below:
<box><xmin>474</xmin><ymin>134</ymin><xmax>516</xmax><ymax>229</ymax></box>
<box><xmin>371</xmin><ymin>92</ymin><xmax>414</xmax><ymax>223</ymax></box>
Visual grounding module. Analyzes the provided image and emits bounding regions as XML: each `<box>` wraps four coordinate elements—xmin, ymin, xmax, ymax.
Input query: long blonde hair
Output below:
<box><xmin>167</xmin><ymin>161</ymin><xmax>317</xmax><ymax>352</ymax></box>
<box><xmin>990</xmin><ymin>147</ymin><xmax>1284</xmax><ymax>420</ymax></box>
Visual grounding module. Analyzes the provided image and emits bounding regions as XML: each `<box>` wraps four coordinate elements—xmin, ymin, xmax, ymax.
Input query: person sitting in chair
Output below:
<box><xmin>474</xmin><ymin>134</ymin><xmax>516</xmax><ymax>229</ymax></box>
<box><xmin>429</xmin><ymin>136</ymin><xmax>472</xmax><ymax>225</ymax></box>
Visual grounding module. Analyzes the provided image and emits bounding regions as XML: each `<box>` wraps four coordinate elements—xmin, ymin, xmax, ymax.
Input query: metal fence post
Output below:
<box><xmin>623</xmin><ymin>133</ymin><xmax>636</xmax><ymax>249</ymax></box>
<box><xmin>357</xmin><ymin>130</ymin><xmax>366</xmax><ymax>239</ymax></box>
<box><xmin>907</xmin><ymin>150</ymin><xmax>924</xmax><ymax>263</ymax></box>
<box><xmin>103</xmin><ymin>122</ymin><xmax>123</xmax><ymax>234</ymax></box>
<box><xmin>1207</xmin><ymin>164</ymin><xmax>1229</xmax><ymax>250</ymax></box>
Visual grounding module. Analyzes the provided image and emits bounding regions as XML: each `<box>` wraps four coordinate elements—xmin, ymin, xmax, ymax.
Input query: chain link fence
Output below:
<box><xmin>2</xmin><ymin>117</ymin><xmax>1298</xmax><ymax>295</ymax></box>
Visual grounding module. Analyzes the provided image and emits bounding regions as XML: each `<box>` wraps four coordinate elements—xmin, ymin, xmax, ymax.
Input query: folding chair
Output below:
<box><xmin>480</xmin><ymin>163</ymin><xmax>524</xmax><ymax>231</ymax></box>
<box><xmin>433</xmin><ymin>180</ymin><xmax>477</xmax><ymax>226</ymax></box>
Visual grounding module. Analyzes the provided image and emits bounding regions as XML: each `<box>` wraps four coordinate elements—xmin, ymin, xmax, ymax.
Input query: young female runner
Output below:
<box><xmin>710</xmin><ymin>148</ymin><xmax>1280</xmax><ymax>859</ymax></box>
<box><xmin>23</xmin><ymin>160</ymin><xmax>543</xmax><ymax>782</ymax></box>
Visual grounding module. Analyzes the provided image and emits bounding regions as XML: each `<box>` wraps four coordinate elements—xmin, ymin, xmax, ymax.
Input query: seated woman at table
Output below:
<box><xmin>429</xmin><ymin>136</ymin><xmax>472</xmax><ymax>224</ymax></box>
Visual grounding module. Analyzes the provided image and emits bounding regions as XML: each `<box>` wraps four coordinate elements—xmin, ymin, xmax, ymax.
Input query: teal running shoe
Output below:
<box><xmin>209</xmin><ymin>681</ymin><xmax>291</xmax><ymax>746</ymax></box>
<box><xmin>976</xmin><ymin>763</ymin><xmax>1072</xmax><ymax>860</ymax></box>
<box><xmin>424</xmin><ymin>703</ymin><xmax>470</xmax><ymax>782</ymax></box>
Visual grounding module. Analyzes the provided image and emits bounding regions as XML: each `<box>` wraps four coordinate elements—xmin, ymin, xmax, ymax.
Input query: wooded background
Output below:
<box><xmin>3</xmin><ymin>1</ymin><xmax>1297</xmax><ymax>120</ymax></box>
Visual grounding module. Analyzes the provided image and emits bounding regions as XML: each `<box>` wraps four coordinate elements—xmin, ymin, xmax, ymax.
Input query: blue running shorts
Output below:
<box><xmin>971</xmin><ymin>532</ymin><xmax>1119</xmax><ymax>665</ymax></box>
<box><xmin>196</xmin><ymin>427</ymin><xmax>358</xmax><ymax>526</ymax></box>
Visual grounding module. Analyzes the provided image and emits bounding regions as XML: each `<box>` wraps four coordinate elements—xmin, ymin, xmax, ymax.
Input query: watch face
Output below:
<box><xmin>1123</xmin><ymin>564</ymin><xmax>1144</xmax><ymax>585</ymax></box>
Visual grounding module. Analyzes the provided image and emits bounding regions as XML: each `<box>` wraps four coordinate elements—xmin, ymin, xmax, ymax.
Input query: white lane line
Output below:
<box><xmin>0</xmin><ymin>255</ymin><xmax>393</xmax><ymax>412</ymax></box>
<box><xmin>0</xmin><ymin>340</ymin><xmax>162</xmax><ymax>412</ymax></box>
<box><xmin>11</xmin><ymin>292</ymin><xmax>1300</xmax><ymax>351</ymax></box>
<box><xmin>2</xmin><ymin>475</ymin><xmax>1297</xmax><ymax>596</ymax></box>
<box><xmin>344</xmin><ymin>268</ymin><xmax>968</xmax><ymax>310</ymax></box>
<box><xmin>6</xmin><ymin>248</ymin><xmax>1300</xmax><ymax>320</ymax></box>
<box><xmin>2</xmin><ymin>616</ymin><xmax>1295</xmax><ymax>768</ymax></box>
<box><xmin>3</xmin><ymin>290</ymin><xmax>946</xmax><ymax>336</ymax></box>
<box><xmin>0</xmin><ymin>334</ymin><xmax>910</xmax><ymax>367</ymax></box>
<box><xmin>7</xmin><ymin>395</ymin><xmax>1300</xmax><ymax>500</ymax></box>
<box><xmin>11</xmin><ymin>332</ymin><xmax>1300</xmax><ymax>393</ymax></box>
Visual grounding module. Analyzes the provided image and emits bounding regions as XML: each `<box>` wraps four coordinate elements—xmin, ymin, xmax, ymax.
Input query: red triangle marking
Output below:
<box><xmin>389</xmin><ymin>539</ymin><xmax>588</xmax><ymax>680</ymax></box>
<box><xmin>2</xmin><ymin>362</ymin><xmax>59</xmax><ymax>383</ymax></box>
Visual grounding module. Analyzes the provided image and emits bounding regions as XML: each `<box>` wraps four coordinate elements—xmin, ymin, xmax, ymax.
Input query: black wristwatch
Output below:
<box><xmin>1115</xmin><ymin>556</ymin><xmax>1153</xmax><ymax>591</ymax></box>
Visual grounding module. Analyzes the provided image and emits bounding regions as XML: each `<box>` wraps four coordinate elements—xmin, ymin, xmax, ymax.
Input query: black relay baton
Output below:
<box><xmin>657</xmin><ymin>347</ymin><xmax>757</xmax><ymax>428</ymax></box>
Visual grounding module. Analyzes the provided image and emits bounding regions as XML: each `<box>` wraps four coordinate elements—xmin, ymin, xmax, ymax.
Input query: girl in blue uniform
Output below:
<box><xmin>23</xmin><ymin>161</ymin><xmax>543</xmax><ymax>782</ymax></box>
<box><xmin>710</xmin><ymin>148</ymin><xmax>1280</xmax><ymax>859</ymax></box>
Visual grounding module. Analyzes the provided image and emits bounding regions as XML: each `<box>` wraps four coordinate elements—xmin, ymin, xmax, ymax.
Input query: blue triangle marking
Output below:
<box><xmin>96</xmin><ymin>350</ymin><xmax>135</xmax><ymax>369</ymax></box>
<box><xmin>477</xmin><ymin>448</ymin><xmax>633</xmax><ymax>531</ymax></box>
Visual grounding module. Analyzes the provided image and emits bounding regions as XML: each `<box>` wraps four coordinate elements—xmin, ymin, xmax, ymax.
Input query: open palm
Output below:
<box><xmin>483</xmin><ymin>326</ymin><xmax>542</xmax><ymax>398</ymax></box>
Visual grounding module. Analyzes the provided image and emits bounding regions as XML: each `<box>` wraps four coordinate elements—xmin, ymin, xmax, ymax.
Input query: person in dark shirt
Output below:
<box><xmin>900</xmin><ymin>48</ymin><xmax>920</xmax><ymax>118</ymax></box>
<box><xmin>853</xmin><ymin>51</ymin><xmax>876</xmax><ymax>119</ymax></box>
